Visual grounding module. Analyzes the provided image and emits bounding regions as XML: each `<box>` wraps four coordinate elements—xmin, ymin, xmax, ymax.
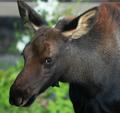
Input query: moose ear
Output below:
<box><xmin>55</xmin><ymin>16</ymin><xmax>75</xmax><ymax>31</ymax></box>
<box><xmin>62</xmin><ymin>7</ymin><xmax>98</xmax><ymax>39</ymax></box>
<box><xmin>17</xmin><ymin>0</ymin><xmax>47</xmax><ymax>32</ymax></box>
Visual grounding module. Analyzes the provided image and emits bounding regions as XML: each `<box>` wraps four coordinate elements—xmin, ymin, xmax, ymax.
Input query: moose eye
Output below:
<box><xmin>44</xmin><ymin>57</ymin><xmax>53</xmax><ymax>65</ymax></box>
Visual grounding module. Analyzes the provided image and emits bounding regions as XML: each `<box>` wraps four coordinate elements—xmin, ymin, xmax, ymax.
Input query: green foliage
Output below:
<box><xmin>0</xmin><ymin>58</ymin><xmax>74</xmax><ymax>113</ymax></box>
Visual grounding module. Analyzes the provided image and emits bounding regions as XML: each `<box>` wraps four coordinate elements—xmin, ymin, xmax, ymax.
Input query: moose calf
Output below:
<box><xmin>9</xmin><ymin>1</ymin><xmax>120</xmax><ymax>113</ymax></box>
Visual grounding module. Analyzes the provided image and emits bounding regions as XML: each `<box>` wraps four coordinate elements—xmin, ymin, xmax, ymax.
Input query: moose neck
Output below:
<box><xmin>60</xmin><ymin>38</ymin><xmax>94</xmax><ymax>86</ymax></box>
<box><xmin>59</xmin><ymin>37</ymin><xmax>104</xmax><ymax>97</ymax></box>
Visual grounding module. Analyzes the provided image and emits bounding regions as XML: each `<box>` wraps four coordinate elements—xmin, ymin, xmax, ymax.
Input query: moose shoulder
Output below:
<box><xmin>9</xmin><ymin>1</ymin><xmax>120</xmax><ymax>113</ymax></box>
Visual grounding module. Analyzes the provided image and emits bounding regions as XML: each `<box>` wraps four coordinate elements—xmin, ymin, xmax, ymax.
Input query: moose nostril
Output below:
<box><xmin>9</xmin><ymin>86</ymin><xmax>24</xmax><ymax>106</ymax></box>
<box><xmin>9</xmin><ymin>95</ymin><xmax>23</xmax><ymax>106</ymax></box>
<box><xmin>16</xmin><ymin>97</ymin><xmax>23</xmax><ymax>105</ymax></box>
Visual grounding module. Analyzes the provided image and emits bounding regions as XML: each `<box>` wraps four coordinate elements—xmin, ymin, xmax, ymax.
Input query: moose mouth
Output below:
<box><xmin>19</xmin><ymin>82</ymin><xmax>59</xmax><ymax>107</ymax></box>
<box><xmin>18</xmin><ymin>89</ymin><xmax>45</xmax><ymax>107</ymax></box>
<box><xmin>10</xmin><ymin>88</ymin><xmax>42</xmax><ymax>107</ymax></box>
<box><xmin>17</xmin><ymin>84</ymin><xmax>50</xmax><ymax>107</ymax></box>
<box><xmin>19</xmin><ymin>95</ymin><xmax>36</xmax><ymax>107</ymax></box>
<box><xmin>10</xmin><ymin>77</ymin><xmax>60</xmax><ymax>107</ymax></box>
<box><xmin>9</xmin><ymin>93</ymin><xmax>38</xmax><ymax>107</ymax></box>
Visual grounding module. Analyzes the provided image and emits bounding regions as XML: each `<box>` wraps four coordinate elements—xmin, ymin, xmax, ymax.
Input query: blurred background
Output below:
<box><xmin>0</xmin><ymin>0</ymin><xmax>117</xmax><ymax>113</ymax></box>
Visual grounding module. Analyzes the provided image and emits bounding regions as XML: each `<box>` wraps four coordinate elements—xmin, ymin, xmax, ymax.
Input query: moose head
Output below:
<box><xmin>9</xmin><ymin>0</ymin><xmax>97</xmax><ymax>107</ymax></box>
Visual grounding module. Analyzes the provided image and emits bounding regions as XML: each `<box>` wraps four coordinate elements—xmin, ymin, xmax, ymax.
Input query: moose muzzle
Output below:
<box><xmin>9</xmin><ymin>84</ymin><xmax>36</xmax><ymax>107</ymax></box>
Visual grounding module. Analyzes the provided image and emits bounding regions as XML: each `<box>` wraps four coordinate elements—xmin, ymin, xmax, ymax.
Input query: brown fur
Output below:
<box><xmin>10</xmin><ymin>2</ymin><xmax>120</xmax><ymax>113</ymax></box>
